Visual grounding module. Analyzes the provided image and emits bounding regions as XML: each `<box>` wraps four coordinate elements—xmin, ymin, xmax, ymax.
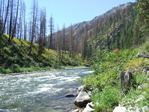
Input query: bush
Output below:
<box><xmin>140</xmin><ymin>39</ymin><xmax>149</xmax><ymax>53</ymax></box>
<box><xmin>134</xmin><ymin>73</ymin><xmax>148</xmax><ymax>85</ymax></box>
<box><xmin>0</xmin><ymin>68</ymin><xmax>12</xmax><ymax>74</ymax></box>
<box><xmin>92</xmin><ymin>86</ymin><xmax>120</xmax><ymax>111</ymax></box>
<box><xmin>11</xmin><ymin>64</ymin><xmax>21</xmax><ymax>73</ymax></box>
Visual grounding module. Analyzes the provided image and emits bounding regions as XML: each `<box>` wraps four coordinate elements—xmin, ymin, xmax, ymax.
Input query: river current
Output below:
<box><xmin>0</xmin><ymin>68</ymin><xmax>93</xmax><ymax>112</ymax></box>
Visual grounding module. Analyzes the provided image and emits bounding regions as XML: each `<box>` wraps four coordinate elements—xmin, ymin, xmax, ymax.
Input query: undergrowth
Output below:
<box><xmin>0</xmin><ymin>34</ymin><xmax>83</xmax><ymax>74</ymax></box>
<box><xmin>80</xmin><ymin>40</ymin><xmax>149</xmax><ymax>111</ymax></box>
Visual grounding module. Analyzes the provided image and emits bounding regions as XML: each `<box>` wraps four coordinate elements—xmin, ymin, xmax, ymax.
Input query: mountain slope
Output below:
<box><xmin>61</xmin><ymin>2</ymin><xmax>142</xmax><ymax>54</ymax></box>
<box><xmin>0</xmin><ymin>34</ymin><xmax>82</xmax><ymax>74</ymax></box>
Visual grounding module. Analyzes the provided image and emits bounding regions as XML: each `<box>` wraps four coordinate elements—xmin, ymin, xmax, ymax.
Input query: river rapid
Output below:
<box><xmin>0</xmin><ymin>68</ymin><xmax>93</xmax><ymax>112</ymax></box>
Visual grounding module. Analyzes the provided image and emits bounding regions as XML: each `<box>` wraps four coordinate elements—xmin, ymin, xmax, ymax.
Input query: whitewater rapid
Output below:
<box><xmin>0</xmin><ymin>68</ymin><xmax>93</xmax><ymax>112</ymax></box>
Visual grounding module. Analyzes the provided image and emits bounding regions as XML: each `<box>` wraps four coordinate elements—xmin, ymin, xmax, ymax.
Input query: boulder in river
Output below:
<box><xmin>74</xmin><ymin>89</ymin><xmax>91</xmax><ymax>108</ymax></box>
<box><xmin>82</xmin><ymin>102</ymin><xmax>94</xmax><ymax>112</ymax></box>
<box><xmin>65</xmin><ymin>93</ymin><xmax>76</xmax><ymax>97</ymax></box>
<box><xmin>76</xmin><ymin>86</ymin><xmax>84</xmax><ymax>94</ymax></box>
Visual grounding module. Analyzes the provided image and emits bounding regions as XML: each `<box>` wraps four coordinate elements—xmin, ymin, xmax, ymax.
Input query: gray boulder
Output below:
<box><xmin>113</xmin><ymin>105</ymin><xmax>126</xmax><ymax>112</ymax></box>
<box><xmin>76</xmin><ymin>86</ymin><xmax>84</xmax><ymax>94</ymax></box>
<box><xmin>74</xmin><ymin>89</ymin><xmax>91</xmax><ymax>107</ymax></box>
<box><xmin>82</xmin><ymin>102</ymin><xmax>94</xmax><ymax>112</ymax></box>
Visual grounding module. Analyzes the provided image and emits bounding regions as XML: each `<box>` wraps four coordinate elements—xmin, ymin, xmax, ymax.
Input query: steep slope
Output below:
<box><xmin>62</xmin><ymin>2</ymin><xmax>139</xmax><ymax>53</ymax></box>
<box><xmin>0</xmin><ymin>34</ymin><xmax>82</xmax><ymax>74</ymax></box>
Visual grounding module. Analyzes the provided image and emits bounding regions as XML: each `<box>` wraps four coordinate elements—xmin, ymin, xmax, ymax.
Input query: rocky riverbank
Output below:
<box><xmin>68</xmin><ymin>53</ymin><xmax>149</xmax><ymax>112</ymax></box>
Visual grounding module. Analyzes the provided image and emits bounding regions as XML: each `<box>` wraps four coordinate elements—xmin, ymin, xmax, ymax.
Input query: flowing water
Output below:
<box><xmin>0</xmin><ymin>68</ymin><xmax>93</xmax><ymax>112</ymax></box>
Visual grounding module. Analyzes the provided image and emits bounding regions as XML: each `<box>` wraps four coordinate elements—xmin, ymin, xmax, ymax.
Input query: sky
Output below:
<box><xmin>24</xmin><ymin>0</ymin><xmax>136</xmax><ymax>30</ymax></box>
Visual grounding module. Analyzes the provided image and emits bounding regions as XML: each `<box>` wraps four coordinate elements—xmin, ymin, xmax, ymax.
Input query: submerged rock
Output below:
<box><xmin>65</xmin><ymin>93</ymin><xmax>76</xmax><ymax>97</ymax></box>
<box><xmin>72</xmin><ymin>109</ymin><xmax>82</xmax><ymax>112</ymax></box>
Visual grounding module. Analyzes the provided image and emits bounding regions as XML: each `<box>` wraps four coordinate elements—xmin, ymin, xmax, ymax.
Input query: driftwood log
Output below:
<box><xmin>137</xmin><ymin>53</ymin><xmax>149</xmax><ymax>58</ymax></box>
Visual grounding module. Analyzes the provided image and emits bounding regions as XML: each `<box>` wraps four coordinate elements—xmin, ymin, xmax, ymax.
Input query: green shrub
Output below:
<box><xmin>0</xmin><ymin>68</ymin><xmax>12</xmax><ymax>74</ymax></box>
<box><xmin>11</xmin><ymin>64</ymin><xmax>21</xmax><ymax>73</ymax></box>
<box><xmin>120</xmin><ymin>88</ymin><xmax>149</xmax><ymax>109</ymax></box>
<box><xmin>140</xmin><ymin>39</ymin><xmax>149</xmax><ymax>53</ymax></box>
<box><xmin>92</xmin><ymin>86</ymin><xmax>120</xmax><ymax>111</ymax></box>
<box><xmin>134</xmin><ymin>73</ymin><xmax>148</xmax><ymax>85</ymax></box>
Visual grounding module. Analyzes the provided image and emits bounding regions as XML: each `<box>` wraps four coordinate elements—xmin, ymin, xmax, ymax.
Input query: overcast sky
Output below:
<box><xmin>24</xmin><ymin>0</ymin><xmax>136</xmax><ymax>30</ymax></box>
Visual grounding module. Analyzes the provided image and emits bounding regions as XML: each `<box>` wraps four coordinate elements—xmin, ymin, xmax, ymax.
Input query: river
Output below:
<box><xmin>0</xmin><ymin>68</ymin><xmax>93</xmax><ymax>112</ymax></box>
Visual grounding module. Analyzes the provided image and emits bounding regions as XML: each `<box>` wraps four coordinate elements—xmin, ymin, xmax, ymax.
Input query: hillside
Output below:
<box><xmin>69</xmin><ymin>2</ymin><xmax>136</xmax><ymax>37</ymax></box>
<box><xmin>78</xmin><ymin>39</ymin><xmax>149</xmax><ymax>112</ymax></box>
<box><xmin>57</xmin><ymin>2</ymin><xmax>146</xmax><ymax>56</ymax></box>
<box><xmin>0</xmin><ymin>34</ymin><xmax>83</xmax><ymax>74</ymax></box>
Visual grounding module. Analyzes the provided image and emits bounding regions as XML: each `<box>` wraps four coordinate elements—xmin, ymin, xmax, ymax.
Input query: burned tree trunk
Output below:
<box><xmin>137</xmin><ymin>53</ymin><xmax>149</xmax><ymax>58</ymax></box>
<box><xmin>120</xmin><ymin>71</ymin><xmax>133</xmax><ymax>95</ymax></box>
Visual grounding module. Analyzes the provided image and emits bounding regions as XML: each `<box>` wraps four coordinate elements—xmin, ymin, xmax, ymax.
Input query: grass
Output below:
<box><xmin>92</xmin><ymin>86</ymin><xmax>120</xmax><ymax>112</ymax></box>
<box><xmin>0</xmin><ymin>34</ymin><xmax>84</xmax><ymax>74</ymax></box>
<box><xmin>80</xmin><ymin>40</ymin><xmax>149</xmax><ymax>111</ymax></box>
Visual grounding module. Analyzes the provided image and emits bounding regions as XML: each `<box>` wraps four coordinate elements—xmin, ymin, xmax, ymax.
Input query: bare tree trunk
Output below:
<box><xmin>56</xmin><ymin>26</ymin><xmax>62</xmax><ymax>63</ymax></box>
<box><xmin>29</xmin><ymin>0</ymin><xmax>38</xmax><ymax>55</ymax></box>
<box><xmin>49</xmin><ymin>16</ymin><xmax>54</xmax><ymax>49</ymax></box>
<box><xmin>38</xmin><ymin>8</ymin><xmax>46</xmax><ymax>56</ymax></box>
<box><xmin>62</xmin><ymin>24</ymin><xmax>66</xmax><ymax>52</ymax></box>
<box><xmin>8</xmin><ymin>0</ymin><xmax>14</xmax><ymax>42</ymax></box>
<box><xmin>68</xmin><ymin>25</ymin><xmax>74</xmax><ymax>57</ymax></box>
<box><xmin>1</xmin><ymin>0</ymin><xmax>10</xmax><ymax>34</ymax></box>
<box><xmin>11</xmin><ymin>0</ymin><xmax>20</xmax><ymax>39</ymax></box>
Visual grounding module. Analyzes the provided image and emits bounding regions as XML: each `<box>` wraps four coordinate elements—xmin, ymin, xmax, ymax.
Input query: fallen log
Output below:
<box><xmin>137</xmin><ymin>53</ymin><xmax>149</xmax><ymax>58</ymax></box>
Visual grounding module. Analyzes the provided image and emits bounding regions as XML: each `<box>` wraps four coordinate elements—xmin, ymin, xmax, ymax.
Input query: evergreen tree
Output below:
<box><xmin>136</xmin><ymin>0</ymin><xmax>149</xmax><ymax>33</ymax></box>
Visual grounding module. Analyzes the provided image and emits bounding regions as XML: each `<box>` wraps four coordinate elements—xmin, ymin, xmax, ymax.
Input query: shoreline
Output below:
<box><xmin>0</xmin><ymin>66</ymin><xmax>90</xmax><ymax>76</ymax></box>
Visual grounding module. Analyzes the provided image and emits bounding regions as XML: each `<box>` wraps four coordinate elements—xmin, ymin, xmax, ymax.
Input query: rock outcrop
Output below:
<box><xmin>74</xmin><ymin>88</ymin><xmax>91</xmax><ymax>108</ymax></box>
<box><xmin>82</xmin><ymin>102</ymin><xmax>95</xmax><ymax>112</ymax></box>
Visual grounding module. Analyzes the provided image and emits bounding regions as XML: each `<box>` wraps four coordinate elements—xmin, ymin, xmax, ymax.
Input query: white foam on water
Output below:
<box><xmin>0</xmin><ymin>68</ymin><xmax>92</xmax><ymax>112</ymax></box>
<box><xmin>28</xmin><ymin>87</ymin><xmax>63</xmax><ymax>95</ymax></box>
<box><xmin>82</xmin><ymin>71</ymin><xmax>94</xmax><ymax>74</ymax></box>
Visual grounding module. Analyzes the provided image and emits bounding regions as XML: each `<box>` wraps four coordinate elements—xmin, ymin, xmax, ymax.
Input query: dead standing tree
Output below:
<box><xmin>29</xmin><ymin>0</ymin><xmax>38</xmax><ymax>55</ymax></box>
<box><xmin>49</xmin><ymin>16</ymin><xmax>54</xmax><ymax>49</ymax></box>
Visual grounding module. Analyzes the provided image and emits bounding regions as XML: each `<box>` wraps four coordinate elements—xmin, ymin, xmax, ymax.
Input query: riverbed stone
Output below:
<box><xmin>74</xmin><ymin>90</ymin><xmax>91</xmax><ymax>107</ymax></box>
<box><xmin>72</xmin><ymin>109</ymin><xmax>82</xmax><ymax>112</ymax></box>
<box><xmin>113</xmin><ymin>105</ymin><xmax>126</xmax><ymax>112</ymax></box>
<box><xmin>82</xmin><ymin>102</ymin><xmax>95</xmax><ymax>112</ymax></box>
<box><xmin>65</xmin><ymin>93</ymin><xmax>76</xmax><ymax>97</ymax></box>
<box><xmin>76</xmin><ymin>86</ymin><xmax>84</xmax><ymax>94</ymax></box>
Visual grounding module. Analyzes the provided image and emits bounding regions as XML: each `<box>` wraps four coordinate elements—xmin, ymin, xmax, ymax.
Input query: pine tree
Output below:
<box><xmin>136</xmin><ymin>0</ymin><xmax>149</xmax><ymax>33</ymax></box>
